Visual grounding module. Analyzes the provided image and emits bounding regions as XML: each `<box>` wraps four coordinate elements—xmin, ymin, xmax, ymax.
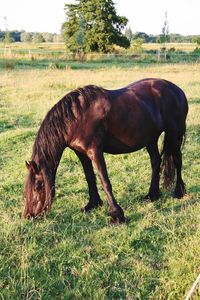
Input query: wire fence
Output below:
<box><xmin>0</xmin><ymin>47</ymin><xmax>200</xmax><ymax>65</ymax></box>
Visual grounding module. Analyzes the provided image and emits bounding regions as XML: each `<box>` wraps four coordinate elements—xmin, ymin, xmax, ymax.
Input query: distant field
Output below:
<box><xmin>0</xmin><ymin>42</ymin><xmax>66</xmax><ymax>50</ymax></box>
<box><xmin>143</xmin><ymin>42</ymin><xmax>197</xmax><ymax>52</ymax></box>
<box><xmin>0</xmin><ymin>42</ymin><xmax>199</xmax><ymax>66</ymax></box>
<box><xmin>0</xmin><ymin>60</ymin><xmax>200</xmax><ymax>299</ymax></box>
<box><xmin>0</xmin><ymin>42</ymin><xmax>197</xmax><ymax>51</ymax></box>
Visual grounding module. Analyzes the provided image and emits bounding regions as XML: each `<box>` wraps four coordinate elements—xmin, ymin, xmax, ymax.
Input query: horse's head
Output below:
<box><xmin>23</xmin><ymin>160</ymin><xmax>53</xmax><ymax>219</ymax></box>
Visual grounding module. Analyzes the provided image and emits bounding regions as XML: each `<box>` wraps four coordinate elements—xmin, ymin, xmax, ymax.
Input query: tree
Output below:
<box><xmin>132</xmin><ymin>38</ymin><xmax>144</xmax><ymax>52</ymax></box>
<box><xmin>125</xmin><ymin>26</ymin><xmax>133</xmax><ymax>41</ymax></box>
<box><xmin>62</xmin><ymin>0</ymin><xmax>130</xmax><ymax>53</ymax></box>
<box><xmin>0</xmin><ymin>31</ymin><xmax>4</xmax><ymax>41</ymax></box>
<box><xmin>21</xmin><ymin>31</ymin><xmax>32</xmax><ymax>42</ymax></box>
<box><xmin>53</xmin><ymin>34</ymin><xmax>64</xmax><ymax>43</ymax></box>
<box><xmin>157</xmin><ymin>11</ymin><xmax>170</xmax><ymax>45</ymax></box>
<box><xmin>3</xmin><ymin>31</ymin><xmax>13</xmax><ymax>44</ymax></box>
<box><xmin>32</xmin><ymin>33</ymin><xmax>45</xmax><ymax>43</ymax></box>
<box><xmin>42</xmin><ymin>32</ymin><xmax>54</xmax><ymax>43</ymax></box>
<box><xmin>75</xmin><ymin>16</ymin><xmax>86</xmax><ymax>52</ymax></box>
<box><xmin>193</xmin><ymin>36</ymin><xmax>200</xmax><ymax>45</ymax></box>
<box><xmin>133</xmin><ymin>32</ymin><xmax>150</xmax><ymax>43</ymax></box>
<box><xmin>10</xmin><ymin>31</ymin><xmax>21</xmax><ymax>42</ymax></box>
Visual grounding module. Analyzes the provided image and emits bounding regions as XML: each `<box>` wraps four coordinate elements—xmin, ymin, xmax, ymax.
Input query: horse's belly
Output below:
<box><xmin>103</xmin><ymin>132</ymin><xmax>148</xmax><ymax>154</ymax></box>
<box><xmin>103</xmin><ymin>104</ymin><xmax>163</xmax><ymax>154</ymax></box>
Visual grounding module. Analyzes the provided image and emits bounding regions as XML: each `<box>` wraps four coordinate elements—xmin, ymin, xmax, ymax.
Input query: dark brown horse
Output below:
<box><xmin>23</xmin><ymin>78</ymin><xmax>188</xmax><ymax>223</ymax></box>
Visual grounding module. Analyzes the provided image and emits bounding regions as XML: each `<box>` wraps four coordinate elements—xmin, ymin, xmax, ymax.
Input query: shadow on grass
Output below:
<box><xmin>0</xmin><ymin>113</ymin><xmax>37</xmax><ymax>133</ymax></box>
<box><xmin>189</xmin><ymin>97</ymin><xmax>200</xmax><ymax>105</ymax></box>
<box><xmin>188</xmin><ymin>185</ymin><xmax>200</xmax><ymax>194</ymax></box>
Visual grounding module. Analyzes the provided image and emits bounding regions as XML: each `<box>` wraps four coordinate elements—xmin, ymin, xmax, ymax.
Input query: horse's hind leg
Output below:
<box><xmin>173</xmin><ymin>147</ymin><xmax>186</xmax><ymax>198</ymax></box>
<box><xmin>75</xmin><ymin>151</ymin><xmax>103</xmax><ymax>212</ymax></box>
<box><xmin>163</xmin><ymin>131</ymin><xmax>186</xmax><ymax>198</ymax></box>
<box><xmin>145</xmin><ymin>141</ymin><xmax>161</xmax><ymax>201</ymax></box>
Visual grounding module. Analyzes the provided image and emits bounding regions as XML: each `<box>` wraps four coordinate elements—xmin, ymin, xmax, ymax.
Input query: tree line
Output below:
<box><xmin>0</xmin><ymin>30</ymin><xmax>63</xmax><ymax>43</ymax></box>
<box><xmin>1</xmin><ymin>29</ymin><xmax>199</xmax><ymax>46</ymax></box>
<box><xmin>124</xmin><ymin>29</ymin><xmax>200</xmax><ymax>44</ymax></box>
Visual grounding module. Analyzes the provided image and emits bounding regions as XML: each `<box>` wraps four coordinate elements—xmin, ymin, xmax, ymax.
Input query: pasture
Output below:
<box><xmin>0</xmin><ymin>56</ymin><xmax>200</xmax><ymax>299</ymax></box>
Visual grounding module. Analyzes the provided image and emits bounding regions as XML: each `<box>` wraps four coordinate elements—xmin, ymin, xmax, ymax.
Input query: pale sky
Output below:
<box><xmin>0</xmin><ymin>0</ymin><xmax>200</xmax><ymax>35</ymax></box>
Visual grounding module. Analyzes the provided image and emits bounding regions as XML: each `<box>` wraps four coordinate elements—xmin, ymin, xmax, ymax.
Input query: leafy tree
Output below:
<box><xmin>148</xmin><ymin>35</ymin><xmax>157</xmax><ymax>43</ymax></box>
<box><xmin>62</xmin><ymin>0</ymin><xmax>130</xmax><ymax>53</ymax></box>
<box><xmin>21</xmin><ymin>32</ymin><xmax>32</xmax><ymax>42</ymax></box>
<box><xmin>132</xmin><ymin>38</ymin><xmax>144</xmax><ymax>52</ymax></box>
<box><xmin>0</xmin><ymin>31</ymin><xmax>4</xmax><ymax>41</ymax></box>
<box><xmin>75</xmin><ymin>16</ymin><xmax>86</xmax><ymax>52</ymax></box>
<box><xmin>42</xmin><ymin>33</ymin><xmax>54</xmax><ymax>43</ymax></box>
<box><xmin>125</xmin><ymin>26</ymin><xmax>133</xmax><ymax>41</ymax></box>
<box><xmin>169</xmin><ymin>33</ymin><xmax>182</xmax><ymax>43</ymax></box>
<box><xmin>193</xmin><ymin>36</ymin><xmax>200</xmax><ymax>45</ymax></box>
<box><xmin>32</xmin><ymin>33</ymin><xmax>45</xmax><ymax>43</ymax></box>
<box><xmin>3</xmin><ymin>31</ymin><xmax>13</xmax><ymax>44</ymax></box>
<box><xmin>13</xmin><ymin>31</ymin><xmax>21</xmax><ymax>42</ymax></box>
<box><xmin>133</xmin><ymin>32</ymin><xmax>150</xmax><ymax>43</ymax></box>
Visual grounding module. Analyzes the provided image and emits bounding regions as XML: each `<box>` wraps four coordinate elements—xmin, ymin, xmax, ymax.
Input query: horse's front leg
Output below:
<box><xmin>87</xmin><ymin>147</ymin><xmax>125</xmax><ymax>224</ymax></box>
<box><xmin>74</xmin><ymin>150</ymin><xmax>103</xmax><ymax>212</ymax></box>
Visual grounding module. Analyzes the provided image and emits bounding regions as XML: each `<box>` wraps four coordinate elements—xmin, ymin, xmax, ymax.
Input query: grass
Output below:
<box><xmin>0</xmin><ymin>42</ymin><xmax>198</xmax><ymax>52</ymax></box>
<box><xmin>0</xmin><ymin>62</ymin><xmax>200</xmax><ymax>299</ymax></box>
<box><xmin>0</xmin><ymin>42</ymin><xmax>199</xmax><ymax>69</ymax></box>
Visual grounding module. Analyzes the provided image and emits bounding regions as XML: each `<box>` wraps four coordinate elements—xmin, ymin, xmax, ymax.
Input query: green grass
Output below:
<box><xmin>0</xmin><ymin>57</ymin><xmax>146</xmax><ymax>70</ymax></box>
<box><xmin>0</xmin><ymin>42</ymin><xmax>200</xmax><ymax>71</ymax></box>
<box><xmin>0</xmin><ymin>62</ymin><xmax>200</xmax><ymax>299</ymax></box>
<box><xmin>0</xmin><ymin>53</ymin><xmax>200</xmax><ymax>71</ymax></box>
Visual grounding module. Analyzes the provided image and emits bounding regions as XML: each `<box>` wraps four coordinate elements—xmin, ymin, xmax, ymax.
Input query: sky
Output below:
<box><xmin>0</xmin><ymin>0</ymin><xmax>200</xmax><ymax>35</ymax></box>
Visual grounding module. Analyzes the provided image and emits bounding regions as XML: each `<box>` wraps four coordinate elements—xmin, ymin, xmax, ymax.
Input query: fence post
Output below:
<box><xmin>157</xmin><ymin>50</ymin><xmax>161</xmax><ymax>62</ymax></box>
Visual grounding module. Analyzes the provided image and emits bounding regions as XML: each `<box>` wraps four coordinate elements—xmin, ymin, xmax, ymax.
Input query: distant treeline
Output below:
<box><xmin>0</xmin><ymin>30</ymin><xmax>200</xmax><ymax>44</ymax></box>
<box><xmin>125</xmin><ymin>30</ymin><xmax>200</xmax><ymax>44</ymax></box>
<box><xmin>0</xmin><ymin>30</ymin><xmax>63</xmax><ymax>43</ymax></box>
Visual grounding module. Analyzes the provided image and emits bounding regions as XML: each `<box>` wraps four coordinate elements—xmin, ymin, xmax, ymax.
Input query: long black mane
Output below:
<box><xmin>31</xmin><ymin>85</ymin><xmax>107</xmax><ymax>170</ymax></box>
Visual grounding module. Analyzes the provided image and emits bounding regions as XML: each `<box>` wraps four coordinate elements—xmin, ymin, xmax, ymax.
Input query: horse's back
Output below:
<box><xmin>108</xmin><ymin>78</ymin><xmax>188</xmax><ymax>125</ymax></box>
<box><xmin>126</xmin><ymin>78</ymin><xmax>188</xmax><ymax>111</ymax></box>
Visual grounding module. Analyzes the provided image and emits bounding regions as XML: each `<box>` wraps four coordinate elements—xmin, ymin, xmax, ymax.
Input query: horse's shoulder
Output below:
<box><xmin>91</xmin><ymin>94</ymin><xmax>111</xmax><ymax>120</ymax></box>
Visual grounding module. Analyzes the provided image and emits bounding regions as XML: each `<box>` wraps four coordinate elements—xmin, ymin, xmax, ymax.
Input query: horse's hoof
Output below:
<box><xmin>109</xmin><ymin>217</ymin><xmax>126</xmax><ymax>225</ymax></box>
<box><xmin>144</xmin><ymin>193</ymin><xmax>160</xmax><ymax>202</ymax></box>
<box><xmin>109</xmin><ymin>206</ymin><xmax>126</xmax><ymax>224</ymax></box>
<box><xmin>81</xmin><ymin>200</ymin><xmax>103</xmax><ymax>213</ymax></box>
<box><xmin>173</xmin><ymin>189</ymin><xmax>186</xmax><ymax>199</ymax></box>
<box><xmin>173</xmin><ymin>183</ymin><xmax>186</xmax><ymax>199</ymax></box>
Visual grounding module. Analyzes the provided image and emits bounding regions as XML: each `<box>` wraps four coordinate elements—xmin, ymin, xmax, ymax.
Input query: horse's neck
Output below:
<box><xmin>32</xmin><ymin>133</ymin><xmax>66</xmax><ymax>176</ymax></box>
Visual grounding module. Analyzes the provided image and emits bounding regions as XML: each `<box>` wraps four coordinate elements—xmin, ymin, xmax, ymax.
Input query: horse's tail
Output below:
<box><xmin>161</xmin><ymin>130</ymin><xmax>186</xmax><ymax>189</ymax></box>
<box><xmin>161</xmin><ymin>134</ymin><xmax>176</xmax><ymax>189</ymax></box>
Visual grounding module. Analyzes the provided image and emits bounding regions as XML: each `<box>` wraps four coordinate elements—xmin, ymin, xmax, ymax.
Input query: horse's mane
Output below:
<box><xmin>31</xmin><ymin>85</ymin><xmax>107</xmax><ymax>170</ymax></box>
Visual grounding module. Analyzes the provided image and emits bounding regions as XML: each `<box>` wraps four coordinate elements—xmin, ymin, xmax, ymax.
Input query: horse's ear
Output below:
<box><xmin>25</xmin><ymin>160</ymin><xmax>39</xmax><ymax>173</ymax></box>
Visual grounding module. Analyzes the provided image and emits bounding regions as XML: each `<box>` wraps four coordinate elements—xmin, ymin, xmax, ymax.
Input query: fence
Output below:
<box><xmin>0</xmin><ymin>47</ymin><xmax>200</xmax><ymax>64</ymax></box>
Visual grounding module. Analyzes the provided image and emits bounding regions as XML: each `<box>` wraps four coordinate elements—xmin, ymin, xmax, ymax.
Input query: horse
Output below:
<box><xmin>23</xmin><ymin>78</ymin><xmax>188</xmax><ymax>223</ymax></box>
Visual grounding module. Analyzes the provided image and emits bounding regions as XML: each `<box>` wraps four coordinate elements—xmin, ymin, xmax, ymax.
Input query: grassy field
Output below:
<box><xmin>0</xmin><ymin>42</ymin><xmax>199</xmax><ymax>66</ymax></box>
<box><xmin>0</xmin><ymin>60</ymin><xmax>200</xmax><ymax>299</ymax></box>
<box><xmin>0</xmin><ymin>42</ymin><xmax>197</xmax><ymax>51</ymax></box>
